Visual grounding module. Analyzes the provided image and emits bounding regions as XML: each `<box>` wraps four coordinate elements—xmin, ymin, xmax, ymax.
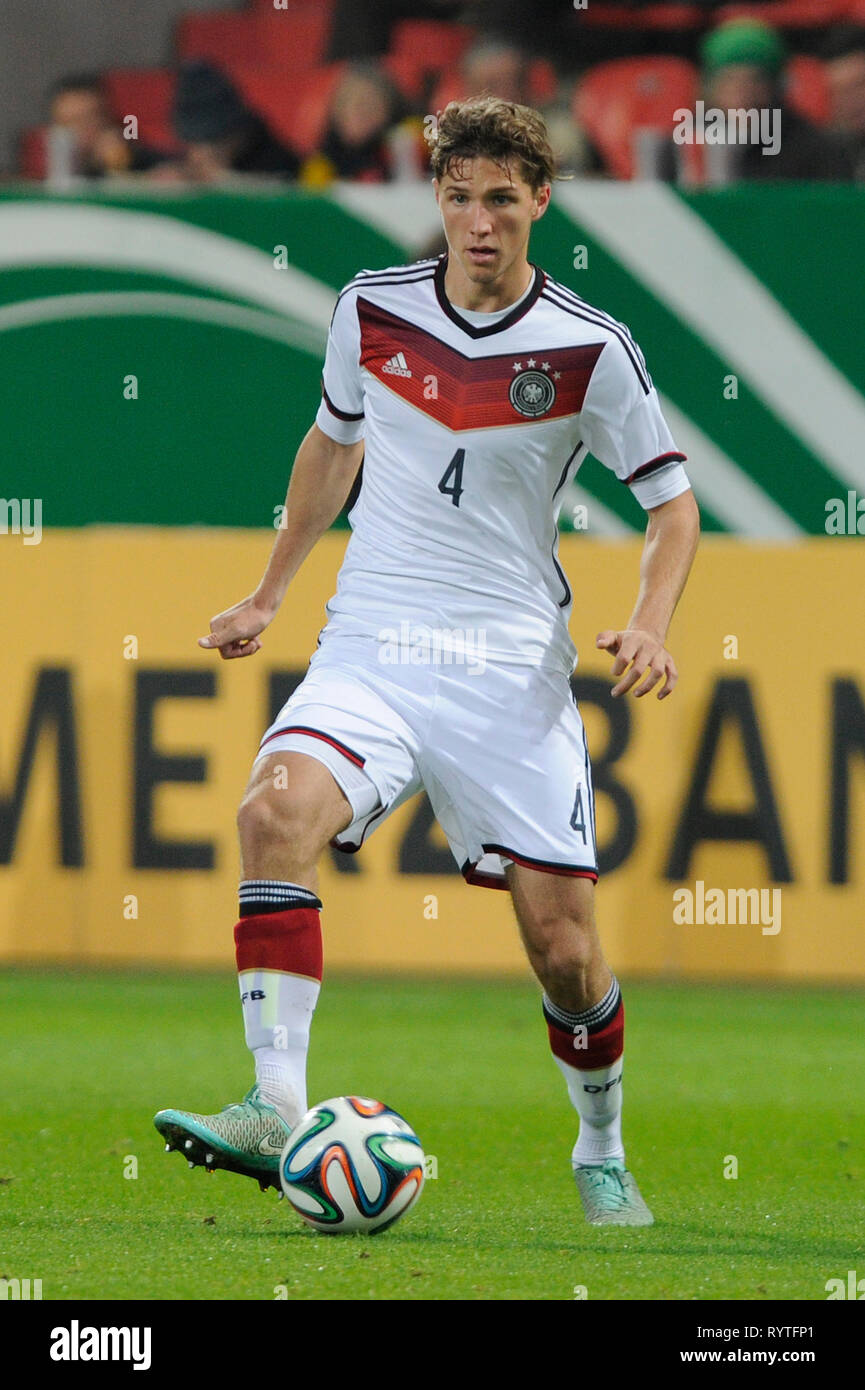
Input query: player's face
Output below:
<box><xmin>434</xmin><ymin>157</ymin><xmax>550</xmax><ymax>288</ymax></box>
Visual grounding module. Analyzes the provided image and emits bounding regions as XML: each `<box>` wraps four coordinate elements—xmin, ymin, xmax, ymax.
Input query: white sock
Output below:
<box><xmin>241</xmin><ymin>970</ymin><xmax>320</xmax><ymax>1126</ymax></box>
<box><xmin>555</xmin><ymin>1054</ymin><xmax>625</xmax><ymax>1165</ymax></box>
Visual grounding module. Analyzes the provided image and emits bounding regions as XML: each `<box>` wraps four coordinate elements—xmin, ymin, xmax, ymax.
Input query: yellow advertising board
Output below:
<box><xmin>1</xmin><ymin>531</ymin><xmax>861</xmax><ymax>980</ymax></box>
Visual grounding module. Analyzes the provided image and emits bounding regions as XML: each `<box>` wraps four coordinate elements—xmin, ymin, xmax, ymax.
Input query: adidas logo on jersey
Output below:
<box><xmin>382</xmin><ymin>351</ymin><xmax>412</xmax><ymax>378</ymax></box>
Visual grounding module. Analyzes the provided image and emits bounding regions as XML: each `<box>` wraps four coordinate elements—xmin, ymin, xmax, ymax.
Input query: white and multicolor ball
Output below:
<box><xmin>279</xmin><ymin>1096</ymin><xmax>425</xmax><ymax>1234</ymax></box>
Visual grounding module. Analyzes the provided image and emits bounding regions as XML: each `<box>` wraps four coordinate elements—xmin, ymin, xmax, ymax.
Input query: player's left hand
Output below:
<box><xmin>596</xmin><ymin>628</ymin><xmax>678</xmax><ymax>700</ymax></box>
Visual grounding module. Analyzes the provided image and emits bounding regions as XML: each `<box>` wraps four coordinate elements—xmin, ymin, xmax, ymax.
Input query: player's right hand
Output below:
<box><xmin>198</xmin><ymin>595</ymin><xmax>275</xmax><ymax>659</ymax></box>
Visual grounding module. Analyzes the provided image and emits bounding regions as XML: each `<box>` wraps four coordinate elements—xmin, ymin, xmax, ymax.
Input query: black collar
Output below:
<box><xmin>433</xmin><ymin>254</ymin><xmax>545</xmax><ymax>338</ymax></box>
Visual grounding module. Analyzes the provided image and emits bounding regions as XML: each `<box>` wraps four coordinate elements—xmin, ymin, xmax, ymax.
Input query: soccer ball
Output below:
<box><xmin>279</xmin><ymin>1096</ymin><xmax>425</xmax><ymax>1234</ymax></box>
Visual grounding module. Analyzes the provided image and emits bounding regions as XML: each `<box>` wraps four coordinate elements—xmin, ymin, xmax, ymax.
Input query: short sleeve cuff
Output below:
<box><xmin>315</xmin><ymin>393</ymin><xmax>365</xmax><ymax>446</ymax></box>
<box><xmin>630</xmin><ymin>461</ymin><xmax>691</xmax><ymax>510</ymax></box>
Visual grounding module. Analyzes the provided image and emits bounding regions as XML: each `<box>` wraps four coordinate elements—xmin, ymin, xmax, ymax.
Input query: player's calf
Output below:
<box><xmin>508</xmin><ymin>865</ymin><xmax>654</xmax><ymax>1225</ymax></box>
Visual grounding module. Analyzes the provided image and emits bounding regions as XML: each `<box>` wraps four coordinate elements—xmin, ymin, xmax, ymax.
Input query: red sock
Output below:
<box><xmin>545</xmin><ymin>998</ymin><xmax>624</xmax><ymax>1069</ymax></box>
<box><xmin>234</xmin><ymin>909</ymin><xmax>323</xmax><ymax>987</ymax></box>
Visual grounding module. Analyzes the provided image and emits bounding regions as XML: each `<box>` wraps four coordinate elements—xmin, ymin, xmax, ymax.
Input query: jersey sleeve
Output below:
<box><xmin>579</xmin><ymin>334</ymin><xmax>690</xmax><ymax>510</ymax></box>
<box><xmin>314</xmin><ymin>288</ymin><xmax>366</xmax><ymax>445</ymax></box>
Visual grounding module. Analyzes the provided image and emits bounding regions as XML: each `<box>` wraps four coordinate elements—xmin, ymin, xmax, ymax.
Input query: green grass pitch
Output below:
<box><xmin>0</xmin><ymin>969</ymin><xmax>862</xmax><ymax>1302</ymax></box>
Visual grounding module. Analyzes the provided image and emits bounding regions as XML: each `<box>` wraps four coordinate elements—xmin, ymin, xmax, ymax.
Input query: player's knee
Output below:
<box><xmin>236</xmin><ymin>781</ymin><xmax>324</xmax><ymax>862</ymax></box>
<box><xmin>530</xmin><ymin>919</ymin><xmax>599</xmax><ymax>989</ymax></box>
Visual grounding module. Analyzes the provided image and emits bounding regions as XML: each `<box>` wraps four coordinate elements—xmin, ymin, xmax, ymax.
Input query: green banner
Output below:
<box><xmin>1</xmin><ymin>184</ymin><xmax>862</xmax><ymax>535</ymax></box>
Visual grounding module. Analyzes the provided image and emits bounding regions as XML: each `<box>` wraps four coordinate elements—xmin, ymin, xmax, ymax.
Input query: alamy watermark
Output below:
<box><xmin>826</xmin><ymin>1269</ymin><xmax>865</xmax><ymax>1299</ymax></box>
<box><xmin>378</xmin><ymin>621</ymin><xmax>487</xmax><ymax>674</ymax></box>
<box><xmin>673</xmin><ymin>103</ymin><xmax>781</xmax><ymax>156</ymax></box>
<box><xmin>825</xmin><ymin>490</ymin><xmax>865</xmax><ymax>535</ymax></box>
<box><xmin>1</xmin><ymin>1277</ymin><xmax>42</xmax><ymax>1299</ymax></box>
<box><xmin>1</xmin><ymin>497</ymin><xmax>42</xmax><ymax>544</ymax></box>
<box><xmin>49</xmin><ymin>1322</ymin><xmax>151</xmax><ymax>1370</ymax></box>
<box><xmin>673</xmin><ymin>880</ymin><xmax>781</xmax><ymax>935</ymax></box>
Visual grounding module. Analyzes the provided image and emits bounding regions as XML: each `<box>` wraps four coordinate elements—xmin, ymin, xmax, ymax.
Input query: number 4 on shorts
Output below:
<box><xmin>570</xmin><ymin>785</ymin><xmax>587</xmax><ymax>842</ymax></box>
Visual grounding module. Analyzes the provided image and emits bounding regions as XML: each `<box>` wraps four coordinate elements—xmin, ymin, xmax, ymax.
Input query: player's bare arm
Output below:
<box><xmin>198</xmin><ymin>423</ymin><xmax>364</xmax><ymax>659</ymax></box>
<box><xmin>597</xmin><ymin>487</ymin><xmax>700</xmax><ymax>700</ymax></box>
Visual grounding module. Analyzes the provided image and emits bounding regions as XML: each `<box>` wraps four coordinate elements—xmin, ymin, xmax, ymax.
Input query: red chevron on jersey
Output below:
<box><xmin>357</xmin><ymin>297</ymin><xmax>605</xmax><ymax>431</ymax></box>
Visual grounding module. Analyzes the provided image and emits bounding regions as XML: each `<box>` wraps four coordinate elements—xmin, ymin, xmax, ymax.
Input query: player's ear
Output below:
<box><xmin>532</xmin><ymin>184</ymin><xmax>552</xmax><ymax>222</ymax></box>
<box><xmin>432</xmin><ymin>177</ymin><xmax>441</xmax><ymax>205</ymax></box>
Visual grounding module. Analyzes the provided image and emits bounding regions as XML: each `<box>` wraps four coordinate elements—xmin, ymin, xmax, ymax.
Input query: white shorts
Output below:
<box><xmin>253</xmin><ymin>633</ymin><xmax>598</xmax><ymax>891</ymax></box>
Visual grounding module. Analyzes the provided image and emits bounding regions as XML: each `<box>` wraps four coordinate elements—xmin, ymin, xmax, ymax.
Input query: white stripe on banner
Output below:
<box><xmin>331</xmin><ymin>184</ymin><xmax>443</xmax><ymax>255</ymax></box>
<box><xmin>557</xmin><ymin>183</ymin><xmax>865</xmax><ymax>491</ymax></box>
<box><xmin>0</xmin><ymin>291</ymin><xmax>326</xmax><ymax>352</ymax></box>
<box><xmin>658</xmin><ymin>395</ymin><xmax>803</xmax><ymax>538</ymax></box>
<box><xmin>562</xmin><ymin>482</ymin><xmax>635</xmax><ymax>536</ymax></box>
<box><xmin>0</xmin><ymin>203</ymin><xmax>336</xmax><ymax>331</ymax></box>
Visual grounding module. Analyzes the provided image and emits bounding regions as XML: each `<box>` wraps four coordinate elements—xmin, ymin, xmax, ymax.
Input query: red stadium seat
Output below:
<box><xmin>381</xmin><ymin>53</ymin><xmax>430</xmax><ymax>105</ymax></box>
<box><xmin>230</xmin><ymin>62</ymin><xmax>344</xmax><ymax>156</ymax></box>
<box><xmin>786</xmin><ymin>54</ymin><xmax>831</xmax><ymax>126</ymax></box>
<box><xmin>178</xmin><ymin>8</ymin><xmax>332</xmax><ymax>73</ymax></box>
<box><xmin>253</xmin><ymin>10</ymin><xmax>333</xmax><ymax>71</ymax></box>
<box><xmin>574</xmin><ymin>56</ymin><xmax>699</xmax><ymax>181</ymax></box>
<box><xmin>390</xmin><ymin>19</ymin><xmax>476</xmax><ymax>71</ymax></box>
<box><xmin>176</xmin><ymin>12</ymin><xmax>264</xmax><ymax>67</ymax></box>
<box><xmin>581</xmin><ymin>4</ymin><xmax>702</xmax><ymax>30</ymax></box>
<box><xmin>19</xmin><ymin>126</ymin><xmax>47</xmax><ymax>180</ymax></box>
<box><xmin>388</xmin><ymin>19</ymin><xmax>477</xmax><ymax>98</ymax></box>
<box><xmin>102</xmin><ymin>68</ymin><xmax>182</xmax><ymax>152</ymax></box>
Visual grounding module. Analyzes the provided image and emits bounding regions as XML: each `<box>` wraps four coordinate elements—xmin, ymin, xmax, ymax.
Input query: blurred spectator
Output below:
<box><xmin>300</xmin><ymin>63</ymin><xmax>406</xmax><ymax>184</ymax></box>
<box><xmin>47</xmin><ymin>74</ymin><xmax>170</xmax><ymax>178</ymax></box>
<box><xmin>823</xmin><ymin>25</ymin><xmax>865</xmax><ymax>179</ymax></box>
<box><xmin>461</xmin><ymin>38</ymin><xmax>529</xmax><ymax>104</ymax></box>
<box><xmin>157</xmin><ymin>61</ymin><xmax>299</xmax><ymax>184</ymax></box>
<box><xmin>699</xmin><ymin>20</ymin><xmax>854</xmax><ymax>181</ymax></box>
<box><xmin>450</xmin><ymin>38</ymin><xmax>594</xmax><ymax>175</ymax></box>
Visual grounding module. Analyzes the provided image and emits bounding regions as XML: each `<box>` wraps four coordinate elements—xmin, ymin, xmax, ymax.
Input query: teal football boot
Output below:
<box><xmin>154</xmin><ymin>1085</ymin><xmax>291</xmax><ymax>1193</ymax></box>
<box><xmin>573</xmin><ymin>1157</ymin><xmax>655</xmax><ymax>1226</ymax></box>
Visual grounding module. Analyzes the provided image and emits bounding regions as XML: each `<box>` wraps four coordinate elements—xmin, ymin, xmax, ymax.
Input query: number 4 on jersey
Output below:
<box><xmin>438</xmin><ymin>449</ymin><xmax>465</xmax><ymax>507</ymax></box>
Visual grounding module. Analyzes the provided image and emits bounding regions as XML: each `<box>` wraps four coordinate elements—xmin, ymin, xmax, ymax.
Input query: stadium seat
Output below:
<box><xmin>176</xmin><ymin>12</ymin><xmax>264</xmax><ymax>68</ymax></box>
<box><xmin>580</xmin><ymin>4</ymin><xmax>703</xmax><ymax>30</ymax></box>
<box><xmin>388</xmin><ymin>19</ymin><xmax>477</xmax><ymax>98</ymax></box>
<box><xmin>382</xmin><ymin>53</ymin><xmax>431</xmax><ymax>105</ymax></box>
<box><xmin>252</xmin><ymin>10</ymin><xmax>333</xmax><ymax>71</ymax></box>
<box><xmin>574</xmin><ymin>56</ymin><xmax>699</xmax><ymax>181</ymax></box>
<box><xmin>178</xmin><ymin>8</ymin><xmax>332</xmax><ymax>74</ymax></box>
<box><xmin>102</xmin><ymin>68</ymin><xmax>182</xmax><ymax>152</ymax></box>
<box><xmin>230</xmin><ymin>62</ymin><xmax>344</xmax><ymax>156</ymax></box>
<box><xmin>786</xmin><ymin>54</ymin><xmax>831</xmax><ymax>126</ymax></box>
<box><xmin>19</xmin><ymin>126</ymin><xmax>47</xmax><ymax>180</ymax></box>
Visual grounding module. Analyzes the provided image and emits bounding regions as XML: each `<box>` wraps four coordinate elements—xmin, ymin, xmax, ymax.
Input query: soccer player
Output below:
<box><xmin>155</xmin><ymin>97</ymin><xmax>700</xmax><ymax>1226</ymax></box>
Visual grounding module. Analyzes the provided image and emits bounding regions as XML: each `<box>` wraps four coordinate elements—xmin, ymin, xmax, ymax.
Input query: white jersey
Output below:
<box><xmin>314</xmin><ymin>255</ymin><xmax>690</xmax><ymax>676</ymax></box>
